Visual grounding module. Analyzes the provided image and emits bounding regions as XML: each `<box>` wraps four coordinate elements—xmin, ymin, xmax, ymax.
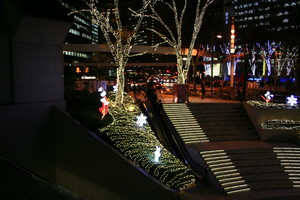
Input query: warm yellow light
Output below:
<box><xmin>127</xmin><ymin>105</ymin><xmax>136</xmax><ymax>112</ymax></box>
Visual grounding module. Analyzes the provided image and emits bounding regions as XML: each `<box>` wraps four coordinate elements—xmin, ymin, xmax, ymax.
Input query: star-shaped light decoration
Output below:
<box><xmin>287</xmin><ymin>95</ymin><xmax>298</xmax><ymax>106</ymax></box>
<box><xmin>136</xmin><ymin>113</ymin><xmax>147</xmax><ymax>127</ymax></box>
<box><xmin>154</xmin><ymin>146</ymin><xmax>161</xmax><ymax>163</ymax></box>
<box><xmin>113</xmin><ymin>84</ymin><xmax>118</xmax><ymax>92</ymax></box>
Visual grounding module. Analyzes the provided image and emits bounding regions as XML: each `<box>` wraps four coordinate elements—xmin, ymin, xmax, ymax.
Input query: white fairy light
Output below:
<box><xmin>136</xmin><ymin>113</ymin><xmax>147</xmax><ymax>127</ymax></box>
<box><xmin>287</xmin><ymin>95</ymin><xmax>298</xmax><ymax>106</ymax></box>
<box><xmin>146</xmin><ymin>0</ymin><xmax>214</xmax><ymax>84</ymax></box>
<box><xmin>154</xmin><ymin>146</ymin><xmax>161</xmax><ymax>163</ymax></box>
<box><xmin>82</xmin><ymin>0</ymin><xmax>150</xmax><ymax>104</ymax></box>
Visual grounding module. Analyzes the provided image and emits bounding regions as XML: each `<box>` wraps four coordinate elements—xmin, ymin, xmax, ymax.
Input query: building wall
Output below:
<box><xmin>0</xmin><ymin>12</ymin><xmax>70</xmax><ymax>181</ymax></box>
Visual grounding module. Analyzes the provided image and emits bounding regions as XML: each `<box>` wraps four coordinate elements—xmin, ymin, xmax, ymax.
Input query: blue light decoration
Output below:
<box><xmin>287</xmin><ymin>95</ymin><xmax>298</xmax><ymax>106</ymax></box>
<box><xmin>136</xmin><ymin>113</ymin><xmax>147</xmax><ymax>127</ymax></box>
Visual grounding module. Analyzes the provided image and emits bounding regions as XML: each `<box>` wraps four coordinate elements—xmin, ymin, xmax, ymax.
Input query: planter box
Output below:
<box><xmin>173</xmin><ymin>84</ymin><xmax>189</xmax><ymax>103</ymax></box>
<box><xmin>244</xmin><ymin>102</ymin><xmax>300</xmax><ymax>141</ymax></box>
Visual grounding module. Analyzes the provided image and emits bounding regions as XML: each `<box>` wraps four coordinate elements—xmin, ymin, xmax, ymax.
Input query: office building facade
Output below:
<box><xmin>60</xmin><ymin>0</ymin><xmax>99</xmax><ymax>63</ymax></box>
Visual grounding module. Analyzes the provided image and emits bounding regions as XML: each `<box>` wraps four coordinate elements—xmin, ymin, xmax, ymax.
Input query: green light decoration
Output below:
<box><xmin>100</xmin><ymin>92</ymin><xmax>195</xmax><ymax>190</ymax></box>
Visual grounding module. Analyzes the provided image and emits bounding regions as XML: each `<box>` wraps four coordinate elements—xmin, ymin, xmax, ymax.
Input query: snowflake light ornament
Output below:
<box><xmin>136</xmin><ymin>113</ymin><xmax>147</xmax><ymax>127</ymax></box>
<box><xmin>287</xmin><ymin>95</ymin><xmax>298</xmax><ymax>106</ymax></box>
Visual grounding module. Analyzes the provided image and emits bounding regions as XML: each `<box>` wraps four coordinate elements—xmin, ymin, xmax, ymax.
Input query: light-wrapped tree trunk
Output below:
<box><xmin>82</xmin><ymin>0</ymin><xmax>150</xmax><ymax>105</ymax></box>
<box><xmin>147</xmin><ymin>0</ymin><xmax>214</xmax><ymax>84</ymax></box>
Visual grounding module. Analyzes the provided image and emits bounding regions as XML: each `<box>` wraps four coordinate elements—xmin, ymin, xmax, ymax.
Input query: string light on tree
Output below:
<box><xmin>100</xmin><ymin>94</ymin><xmax>195</xmax><ymax>190</ymax></box>
<box><xmin>80</xmin><ymin>0</ymin><xmax>151</xmax><ymax>105</ymax></box>
<box><xmin>145</xmin><ymin>0</ymin><xmax>215</xmax><ymax>84</ymax></box>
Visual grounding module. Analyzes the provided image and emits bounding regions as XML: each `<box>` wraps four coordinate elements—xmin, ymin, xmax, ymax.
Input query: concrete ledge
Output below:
<box><xmin>243</xmin><ymin>102</ymin><xmax>300</xmax><ymax>142</ymax></box>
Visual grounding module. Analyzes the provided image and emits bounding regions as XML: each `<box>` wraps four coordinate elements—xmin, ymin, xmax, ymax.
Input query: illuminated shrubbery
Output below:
<box><xmin>247</xmin><ymin>100</ymin><xmax>299</xmax><ymax>109</ymax></box>
<box><xmin>100</xmin><ymin>93</ymin><xmax>195</xmax><ymax>190</ymax></box>
<box><xmin>261</xmin><ymin>119</ymin><xmax>300</xmax><ymax>130</ymax></box>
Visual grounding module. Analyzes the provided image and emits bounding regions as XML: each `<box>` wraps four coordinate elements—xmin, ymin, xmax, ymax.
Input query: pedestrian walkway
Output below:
<box><xmin>158</xmin><ymin>93</ymin><xmax>239</xmax><ymax>104</ymax></box>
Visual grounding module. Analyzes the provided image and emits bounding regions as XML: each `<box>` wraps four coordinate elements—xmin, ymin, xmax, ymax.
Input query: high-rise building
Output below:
<box><xmin>59</xmin><ymin>0</ymin><xmax>99</xmax><ymax>63</ymax></box>
<box><xmin>231</xmin><ymin>0</ymin><xmax>300</xmax><ymax>43</ymax></box>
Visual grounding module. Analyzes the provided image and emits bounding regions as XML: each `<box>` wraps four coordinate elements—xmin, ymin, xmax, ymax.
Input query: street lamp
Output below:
<box><xmin>230</xmin><ymin>17</ymin><xmax>235</xmax><ymax>87</ymax></box>
<box><xmin>211</xmin><ymin>34</ymin><xmax>222</xmax><ymax>97</ymax></box>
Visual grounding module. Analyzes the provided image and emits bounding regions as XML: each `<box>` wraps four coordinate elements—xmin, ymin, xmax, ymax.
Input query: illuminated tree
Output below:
<box><xmin>220</xmin><ymin>43</ymin><xmax>241</xmax><ymax>76</ymax></box>
<box><xmin>248</xmin><ymin>45</ymin><xmax>258</xmax><ymax>76</ymax></box>
<box><xmin>145</xmin><ymin>0</ymin><xmax>215</xmax><ymax>84</ymax></box>
<box><xmin>277</xmin><ymin>45</ymin><xmax>299</xmax><ymax>76</ymax></box>
<box><xmin>256</xmin><ymin>40</ymin><xmax>281</xmax><ymax>76</ymax></box>
<box><xmin>81</xmin><ymin>0</ymin><xmax>151</xmax><ymax>105</ymax></box>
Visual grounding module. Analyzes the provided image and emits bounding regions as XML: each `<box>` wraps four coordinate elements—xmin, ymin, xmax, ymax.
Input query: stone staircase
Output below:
<box><xmin>187</xmin><ymin>103</ymin><xmax>259</xmax><ymax>142</ymax></box>
<box><xmin>162</xmin><ymin>104</ymin><xmax>209</xmax><ymax>144</ymax></box>
<box><xmin>162</xmin><ymin>102</ymin><xmax>300</xmax><ymax>196</ymax></box>
<box><xmin>200</xmin><ymin>147</ymin><xmax>300</xmax><ymax>195</ymax></box>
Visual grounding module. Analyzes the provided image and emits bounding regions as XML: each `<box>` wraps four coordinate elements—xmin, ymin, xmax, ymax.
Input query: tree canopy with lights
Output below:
<box><xmin>82</xmin><ymin>0</ymin><xmax>151</xmax><ymax>105</ymax></box>
<box><xmin>144</xmin><ymin>0</ymin><xmax>215</xmax><ymax>84</ymax></box>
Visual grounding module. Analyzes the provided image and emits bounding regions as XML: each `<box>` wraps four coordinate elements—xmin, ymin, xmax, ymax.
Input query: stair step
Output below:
<box><xmin>229</xmin><ymin>152</ymin><xmax>277</xmax><ymax>160</ymax></box>
<box><xmin>227</xmin><ymin>148</ymin><xmax>274</xmax><ymax>154</ymax></box>
<box><xmin>233</xmin><ymin>159</ymin><xmax>281</xmax><ymax>167</ymax></box>
<box><xmin>199</xmin><ymin>121</ymin><xmax>254</xmax><ymax>127</ymax></box>
<box><xmin>201</xmin><ymin>125</ymin><xmax>255</xmax><ymax>131</ymax></box>
<box><xmin>248</xmin><ymin>180</ymin><xmax>294</xmax><ymax>191</ymax></box>
<box><xmin>243</xmin><ymin>173</ymin><xmax>290</xmax><ymax>182</ymax></box>
<box><xmin>209</xmin><ymin>135</ymin><xmax>259</xmax><ymax>142</ymax></box>
<box><xmin>238</xmin><ymin>165</ymin><xmax>285</xmax><ymax>174</ymax></box>
<box><xmin>204</xmin><ymin>130</ymin><xmax>257</xmax><ymax>136</ymax></box>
